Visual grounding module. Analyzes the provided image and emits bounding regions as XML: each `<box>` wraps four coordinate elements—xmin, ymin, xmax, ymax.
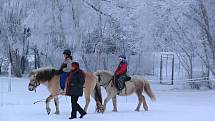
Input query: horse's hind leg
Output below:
<box><xmin>46</xmin><ymin>95</ymin><xmax>53</xmax><ymax>115</ymax></box>
<box><xmin>84</xmin><ymin>92</ymin><xmax>90</xmax><ymax>112</ymax></box>
<box><xmin>54</xmin><ymin>97</ymin><xmax>60</xmax><ymax>114</ymax></box>
<box><xmin>91</xmin><ymin>90</ymin><xmax>103</xmax><ymax>112</ymax></box>
<box><xmin>135</xmin><ymin>91</ymin><xmax>143</xmax><ymax>112</ymax></box>
<box><xmin>142</xmin><ymin>95</ymin><xmax>148</xmax><ymax>111</ymax></box>
<box><xmin>112</xmin><ymin>96</ymin><xmax>117</xmax><ymax>112</ymax></box>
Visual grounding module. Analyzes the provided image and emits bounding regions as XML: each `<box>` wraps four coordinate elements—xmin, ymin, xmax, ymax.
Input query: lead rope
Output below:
<box><xmin>33</xmin><ymin>91</ymin><xmax>64</xmax><ymax>104</ymax></box>
<box><xmin>125</xmin><ymin>84</ymin><xmax>127</xmax><ymax>103</ymax></box>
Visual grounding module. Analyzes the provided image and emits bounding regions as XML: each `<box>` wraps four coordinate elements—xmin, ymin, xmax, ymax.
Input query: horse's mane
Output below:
<box><xmin>28</xmin><ymin>67</ymin><xmax>60</xmax><ymax>82</ymax></box>
<box><xmin>28</xmin><ymin>67</ymin><xmax>55</xmax><ymax>76</ymax></box>
<box><xmin>132</xmin><ymin>75</ymin><xmax>145</xmax><ymax>80</ymax></box>
<box><xmin>94</xmin><ymin>70</ymin><xmax>113</xmax><ymax>76</ymax></box>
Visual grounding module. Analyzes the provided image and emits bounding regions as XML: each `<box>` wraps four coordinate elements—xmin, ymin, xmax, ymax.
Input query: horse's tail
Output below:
<box><xmin>94</xmin><ymin>83</ymin><xmax>102</xmax><ymax>105</ymax></box>
<box><xmin>144</xmin><ymin>80</ymin><xmax>156</xmax><ymax>101</ymax></box>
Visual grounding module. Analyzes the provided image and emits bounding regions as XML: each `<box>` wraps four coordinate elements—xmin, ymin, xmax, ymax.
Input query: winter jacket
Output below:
<box><xmin>114</xmin><ymin>60</ymin><xmax>128</xmax><ymax>76</ymax></box>
<box><xmin>60</xmin><ymin>57</ymin><xmax>73</xmax><ymax>72</ymax></box>
<box><xmin>66</xmin><ymin>69</ymin><xmax>85</xmax><ymax>96</ymax></box>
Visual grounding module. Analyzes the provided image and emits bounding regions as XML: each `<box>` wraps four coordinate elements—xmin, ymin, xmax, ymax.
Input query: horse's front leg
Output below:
<box><xmin>102</xmin><ymin>91</ymin><xmax>118</xmax><ymax>113</ymax></box>
<box><xmin>112</xmin><ymin>96</ymin><xmax>117</xmax><ymax>112</ymax></box>
<box><xmin>46</xmin><ymin>95</ymin><xmax>54</xmax><ymax>115</ymax></box>
<box><xmin>90</xmin><ymin>91</ymin><xmax>103</xmax><ymax>113</ymax></box>
<box><xmin>54</xmin><ymin>96</ymin><xmax>60</xmax><ymax>114</ymax></box>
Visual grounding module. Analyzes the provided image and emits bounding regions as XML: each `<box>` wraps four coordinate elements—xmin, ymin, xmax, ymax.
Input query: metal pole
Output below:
<box><xmin>171</xmin><ymin>55</ymin><xmax>174</xmax><ymax>85</ymax></box>
<box><xmin>8</xmin><ymin>63</ymin><xmax>12</xmax><ymax>92</ymax></box>
<box><xmin>166</xmin><ymin>54</ymin><xmax>168</xmax><ymax>79</ymax></box>
<box><xmin>153</xmin><ymin>53</ymin><xmax>155</xmax><ymax>75</ymax></box>
<box><xmin>160</xmin><ymin>55</ymin><xmax>163</xmax><ymax>84</ymax></box>
<box><xmin>1</xmin><ymin>78</ymin><xmax>3</xmax><ymax>107</ymax></box>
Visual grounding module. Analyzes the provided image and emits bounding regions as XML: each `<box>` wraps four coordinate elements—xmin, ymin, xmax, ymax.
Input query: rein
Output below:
<box><xmin>29</xmin><ymin>80</ymin><xmax>40</xmax><ymax>92</ymax></box>
<box><xmin>97</xmin><ymin>73</ymin><xmax>112</xmax><ymax>89</ymax></box>
<box><xmin>33</xmin><ymin>91</ymin><xmax>65</xmax><ymax>104</ymax></box>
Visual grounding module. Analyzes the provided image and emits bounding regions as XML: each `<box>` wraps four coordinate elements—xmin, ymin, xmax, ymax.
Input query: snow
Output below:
<box><xmin>1</xmin><ymin>77</ymin><xmax>215</xmax><ymax>121</ymax></box>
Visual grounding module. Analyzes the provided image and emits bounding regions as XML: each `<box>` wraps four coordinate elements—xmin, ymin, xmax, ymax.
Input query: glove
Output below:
<box><xmin>60</xmin><ymin>63</ymin><xmax>67</xmax><ymax>70</ymax></box>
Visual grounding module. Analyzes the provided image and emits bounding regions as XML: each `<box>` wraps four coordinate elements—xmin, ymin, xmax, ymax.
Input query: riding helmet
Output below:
<box><xmin>63</xmin><ymin>49</ymin><xmax>71</xmax><ymax>56</ymax></box>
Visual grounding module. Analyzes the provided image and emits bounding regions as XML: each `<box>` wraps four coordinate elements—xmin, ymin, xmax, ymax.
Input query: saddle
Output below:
<box><xmin>125</xmin><ymin>76</ymin><xmax>131</xmax><ymax>82</ymax></box>
<box><xmin>114</xmin><ymin>75</ymin><xmax>131</xmax><ymax>91</ymax></box>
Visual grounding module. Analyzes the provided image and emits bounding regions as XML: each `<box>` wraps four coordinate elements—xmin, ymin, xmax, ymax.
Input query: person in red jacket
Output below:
<box><xmin>114</xmin><ymin>55</ymin><xmax>128</xmax><ymax>91</ymax></box>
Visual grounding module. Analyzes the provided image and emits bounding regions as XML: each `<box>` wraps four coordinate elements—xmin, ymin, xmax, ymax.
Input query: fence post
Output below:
<box><xmin>171</xmin><ymin>55</ymin><xmax>174</xmax><ymax>85</ymax></box>
<box><xmin>1</xmin><ymin>77</ymin><xmax>3</xmax><ymax>107</ymax></box>
<box><xmin>160</xmin><ymin>55</ymin><xmax>163</xmax><ymax>84</ymax></box>
<box><xmin>8</xmin><ymin>63</ymin><xmax>12</xmax><ymax>92</ymax></box>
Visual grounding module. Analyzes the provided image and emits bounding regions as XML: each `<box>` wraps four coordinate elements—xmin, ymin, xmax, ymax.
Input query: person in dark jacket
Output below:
<box><xmin>65</xmin><ymin>62</ymin><xmax>86</xmax><ymax>119</ymax></box>
<box><xmin>113</xmin><ymin>55</ymin><xmax>128</xmax><ymax>91</ymax></box>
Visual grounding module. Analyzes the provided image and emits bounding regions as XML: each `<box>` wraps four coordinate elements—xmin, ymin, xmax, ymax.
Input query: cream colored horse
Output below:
<box><xmin>94</xmin><ymin>70</ymin><xmax>156</xmax><ymax>112</ymax></box>
<box><xmin>28</xmin><ymin>67</ymin><xmax>102</xmax><ymax>115</ymax></box>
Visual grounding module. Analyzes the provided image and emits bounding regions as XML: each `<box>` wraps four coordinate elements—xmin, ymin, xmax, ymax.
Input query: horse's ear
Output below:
<box><xmin>93</xmin><ymin>71</ymin><xmax>98</xmax><ymax>76</ymax></box>
<box><xmin>28</xmin><ymin>71</ymin><xmax>35</xmax><ymax>77</ymax></box>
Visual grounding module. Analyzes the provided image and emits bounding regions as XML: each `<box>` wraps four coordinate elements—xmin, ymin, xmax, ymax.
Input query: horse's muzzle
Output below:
<box><xmin>28</xmin><ymin>85</ymin><xmax>34</xmax><ymax>91</ymax></box>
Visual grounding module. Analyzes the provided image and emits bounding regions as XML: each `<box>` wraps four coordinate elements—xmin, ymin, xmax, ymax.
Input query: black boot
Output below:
<box><xmin>69</xmin><ymin>112</ymin><xmax>76</xmax><ymax>119</ymax></box>
<box><xmin>79</xmin><ymin>112</ymin><xmax>87</xmax><ymax>118</ymax></box>
<box><xmin>69</xmin><ymin>117</ymin><xmax>76</xmax><ymax>120</ymax></box>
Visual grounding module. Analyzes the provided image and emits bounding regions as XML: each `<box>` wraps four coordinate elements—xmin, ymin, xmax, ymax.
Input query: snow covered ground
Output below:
<box><xmin>1</xmin><ymin>77</ymin><xmax>215</xmax><ymax>121</ymax></box>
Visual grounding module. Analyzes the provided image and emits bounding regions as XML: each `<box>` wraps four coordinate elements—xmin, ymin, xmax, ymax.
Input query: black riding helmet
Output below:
<box><xmin>63</xmin><ymin>49</ymin><xmax>71</xmax><ymax>56</ymax></box>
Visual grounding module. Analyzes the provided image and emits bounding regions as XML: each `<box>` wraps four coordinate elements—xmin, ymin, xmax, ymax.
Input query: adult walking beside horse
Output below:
<box><xmin>65</xmin><ymin>62</ymin><xmax>87</xmax><ymax>119</ymax></box>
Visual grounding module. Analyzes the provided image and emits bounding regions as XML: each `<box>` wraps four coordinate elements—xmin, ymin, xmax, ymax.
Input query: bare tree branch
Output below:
<box><xmin>81</xmin><ymin>0</ymin><xmax>114</xmax><ymax>19</ymax></box>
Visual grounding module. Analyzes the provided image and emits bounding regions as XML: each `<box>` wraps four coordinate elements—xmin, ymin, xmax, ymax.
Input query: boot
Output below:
<box><xmin>69</xmin><ymin>112</ymin><xmax>76</xmax><ymax>119</ymax></box>
<box><xmin>69</xmin><ymin>117</ymin><xmax>76</xmax><ymax>120</ymax></box>
<box><xmin>79</xmin><ymin>112</ymin><xmax>87</xmax><ymax>118</ymax></box>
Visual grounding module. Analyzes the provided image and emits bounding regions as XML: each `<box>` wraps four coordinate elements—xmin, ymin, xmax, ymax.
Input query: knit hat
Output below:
<box><xmin>71</xmin><ymin>62</ymin><xmax>79</xmax><ymax>70</ymax></box>
<box><xmin>119</xmin><ymin>55</ymin><xmax>126</xmax><ymax>60</ymax></box>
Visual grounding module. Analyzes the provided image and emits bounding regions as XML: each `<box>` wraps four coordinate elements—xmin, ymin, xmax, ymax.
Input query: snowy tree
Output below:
<box><xmin>0</xmin><ymin>0</ymin><xmax>31</xmax><ymax>77</ymax></box>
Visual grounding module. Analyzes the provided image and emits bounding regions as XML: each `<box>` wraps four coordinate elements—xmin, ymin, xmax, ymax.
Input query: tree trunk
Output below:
<box><xmin>70</xmin><ymin>0</ymin><xmax>82</xmax><ymax>52</ymax></box>
<box><xmin>9</xmin><ymin>48</ymin><xmax>22</xmax><ymax>77</ymax></box>
<box><xmin>34</xmin><ymin>48</ymin><xmax>41</xmax><ymax>69</ymax></box>
<box><xmin>82</xmin><ymin>54</ymin><xmax>90</xmax><ymax>72</ymax></box>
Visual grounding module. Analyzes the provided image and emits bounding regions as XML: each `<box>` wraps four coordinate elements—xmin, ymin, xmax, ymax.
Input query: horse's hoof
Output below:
<box><xmin>46</xmin><ymin>108</ymin><xmax>51</xmax><ymax>115</ymax></box>
<box><xmin>101</xmin><ymin>109</ymin><xmax>105</xmax><ymax>113</ymax></box>
<box><xmin>96</xmin><ymin>109</ymin><xmax>102</xmax><ymax>113</ymax></box>
<box><xmin>54</xmin><ymin>111</ymin><xmax>60</xmax><ymax>115</ymax></box>
<box><xmin>135</xmin><ymin>109</ymin><xmax>140</xmax><ymax>112</ymax></box>
<box><xmin>112</xmin><ymin>109</ymin><xmax>117</xmax><ymax>112</ymax></box>
<box><xmin>144</xmin><ymin>107</ymin><xmax>148</xmax><ymax>111</ymax></box>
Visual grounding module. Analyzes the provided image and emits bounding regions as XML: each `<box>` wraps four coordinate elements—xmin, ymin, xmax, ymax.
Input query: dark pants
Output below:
<box><xmin>70</xmin><ymin>96</ymin><xmax>86</xmax><ymax>118</ymax></box>
<box><xmin>114</xmin><ymin>75</ymin><xmax>126</xmax><ymax>91</ymax></box>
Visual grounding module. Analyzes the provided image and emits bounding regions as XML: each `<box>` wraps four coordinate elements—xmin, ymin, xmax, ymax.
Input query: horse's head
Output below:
<box><xmin>28</xmin><ymin>71</ymin><xmax>40</xmax><ymax>92</ymax></box>
<box><xmin>94</xmin><ymin>70</ymin><xmax>113</xmax><ymax>87</ymax></box>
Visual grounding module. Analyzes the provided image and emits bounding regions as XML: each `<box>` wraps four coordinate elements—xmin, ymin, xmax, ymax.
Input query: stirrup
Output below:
<box><xmin>125</xmin><ymin>77</ymin><xmax>131</xmax><ymax>82</ymax></box>
<box><xmin>117</xmin><ymin>90</ymin><xmax>122</xmax><ymax>95</ymax></box>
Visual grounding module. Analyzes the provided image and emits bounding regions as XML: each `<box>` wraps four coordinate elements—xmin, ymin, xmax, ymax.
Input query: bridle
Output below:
<box><xmin>29</xmin><ymin>80</ymin><xmax>40</xmax><ymax>87</ymax></box>
<box><xmin>97</xmin><ymin>73</ymin><xmax>112</xmax><ymax>89</ymax></box>
<box><xmin>29</xmin><ymin>75</ymin><xmax>40</xmax><ymax>92</ymax></box>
